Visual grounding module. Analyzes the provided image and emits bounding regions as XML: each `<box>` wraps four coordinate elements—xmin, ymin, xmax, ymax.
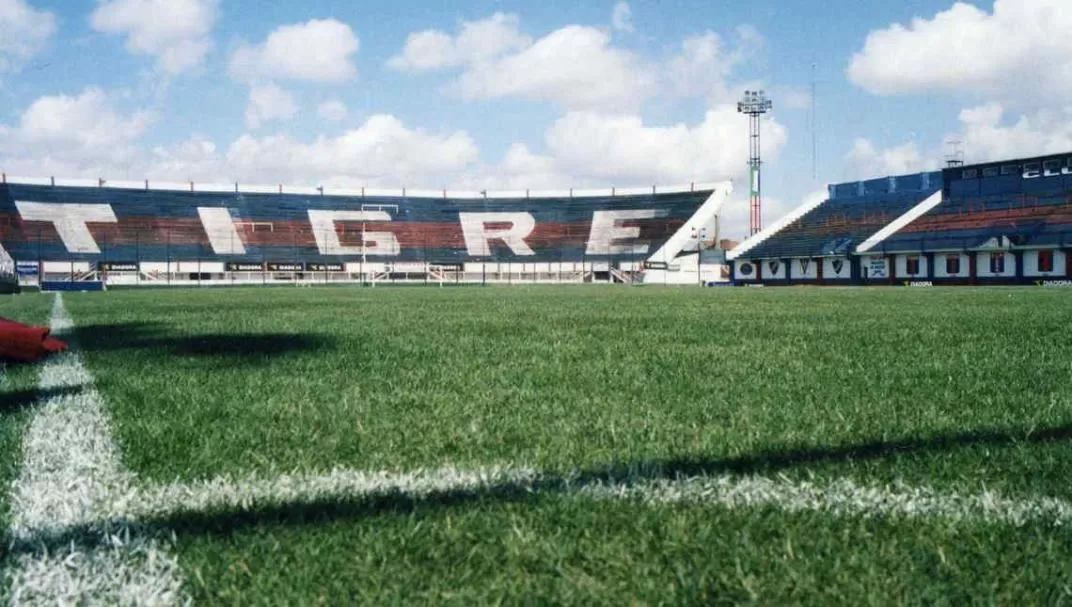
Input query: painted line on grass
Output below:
<box><xmin>121</xmin><ymin>464</ymin><xmax>1072</xmax><ymax>530</ymax></box>
<box><xmin>5</xmin><ymin>294</ymin><xmax>187</xmax><ymax>606</ymax></box>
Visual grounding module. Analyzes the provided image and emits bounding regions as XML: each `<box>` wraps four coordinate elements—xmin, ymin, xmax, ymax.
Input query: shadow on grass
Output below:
<box><xmin>0</xmin><ymin>384</ymin><xmax>86</xmax><ymax>415</ymax></box>
<box><xmin>6</xmin><ymin>419</ymin><xmax>1072</xmax><ymax>560</ymax></box>
<box><xmin>629</xmin><ymin>422</ymin><xmax>1072</xmax><ymax>479</ymax></box>
<box><xmin>67</xmin><ymin>322</ymin><xmax>333</xmax><ymax>364</ymax></box>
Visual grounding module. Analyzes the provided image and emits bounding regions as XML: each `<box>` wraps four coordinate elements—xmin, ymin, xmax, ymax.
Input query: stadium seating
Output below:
<box><xmin>743</xmin><ymin>191</ymin><xmax>932</xmax><ymax>259</ymax></box>
<box><xmin>876</xmin><ymin>188</ymin><xmax>1072</xmax><ymax>252</ymax></box>
<box><xmin>0</xmin><ymin>183</ymin><xmax>711</xmax><ymax>265</ymax></box>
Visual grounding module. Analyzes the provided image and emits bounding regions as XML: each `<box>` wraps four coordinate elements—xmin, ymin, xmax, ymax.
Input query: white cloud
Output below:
<box><xmin>317</xmin><ymin>99</ymin><xmax>349</xmax><ymax>123</ymax></box>
<box><xmin>0</xmin><ymin>0</ymin><xmax>56</xmax><ymax>73</ymax></box>
<box><xmin>665</xmin><ymin>32</ymin><xmax>738</xmax><ymax>99</ymax></box>
<box><xmin>848</xmin><ymin>0</ymin><xmax>1072</xmax><ymax>105</ymax></box>
<box><xmin>451</xmin><ymin>25</ymin><xmax>655</xmax><ymax>110</ymax></box>
<box><xmin>245</xmin><ymin>83</ymin><xmax>299</xmax><ymax>129</ymax></box>
<box><xmin>458</xmin><ymin>104</ymin><xmax>787</xmax><ymax>193</ymax></box>
<box><xmin>230</xmin><ymin>19</ymin><xmax>359</xmax><ymax>83</ymax></box>
<box><xmin>90</xmin><ymin>0</ymin><xmax>217</xmax><ymax>74</ymax></box>
<box><xmin>390</xmin><ymin>13</ymin><xmax>765</xmax><ymax>110</ymax></box>
<box><xmin>145</xmin><ymin>135</ymin><xmax>226</xmax><ymax>180</ymax></box>
<box><xmin>226</xmin><ymin>115</ymin><xmax>480</xmax><ymax>186</ymax></box>
<box><xmin>393</xmin><ymin>14</ymin><xmax>651</xmax><ymax>109</ymax></box>
<box><xmin>955</xmin><ymin>102</ymin><xmax>1072</xmax><ymax>162</ymax></box>
<box><xmin>780</xmin><ymin>87</ymin><xmax>811</xmax><ymax>110</ymax></box>
<box><xmin>0</xmin><ymin>87</ymin><xmax>155</xmax><ymax>176</ymax></box>
<box><xmin>844</xmin><ymin>138</ymin><xmax>937</xmax><ymax>180</ymax></box>
<box><xmin>611</xmin><ymin>2</ymin><xmax>634</xmax><ymax>33</ymax></box>
<box><xmin>388</xmin><ymin>12</ymin><xmax>530</xmax><ymax>71</ymax></box>
<box><xmin>541</xmin><ymin>105</ymin><xmax>787</xmax><ymax>184</ymax></box>
<box><xmin>669</xmin><ymin>27</ymin><xmax>765</xmax><ymax>103</ymax></box>
<box><xmin>843</xmin><ymin>101</ymin><xmax>1072</xmax><ymax>181</ymax></box>
<box><xmin>1</xmin><ymin>87</ymin><xmax>153</xmax><ymax>152</ymax></box>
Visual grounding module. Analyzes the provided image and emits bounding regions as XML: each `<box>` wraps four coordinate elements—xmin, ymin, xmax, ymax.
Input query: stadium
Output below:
<box><xmin>2</xmin><ymin>147</ymin><xmax>1071</xmax><ymax>604</ymax></box>
<box><xmin>3</xmin><ymin>1</ymin><xmax>1072</xmax><ymax>602</ymax></box>
<box><xmin>3</xmin><ymin>150</ymin><xmax>1071</xmax><ymax>292</ymax></box>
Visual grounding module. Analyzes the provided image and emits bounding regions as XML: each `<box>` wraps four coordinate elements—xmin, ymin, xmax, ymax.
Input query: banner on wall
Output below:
<box><xmin>867</xmin><ymin>256</ymin><xmax>888</xmax><ymax>279</ymax></box>
<box><xmin>829</xmin><ymin>258</ymin><xmax>847</xmax><ymax>278</ymax></box>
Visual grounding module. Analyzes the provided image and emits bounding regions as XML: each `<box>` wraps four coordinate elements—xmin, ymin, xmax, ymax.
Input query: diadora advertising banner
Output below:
<box><xmin>0</xmin><ymin>182</ymin><xmax>715</xmax><ymax>264</ymax></box>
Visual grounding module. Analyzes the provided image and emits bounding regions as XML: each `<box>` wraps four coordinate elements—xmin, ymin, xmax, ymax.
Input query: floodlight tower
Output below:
<box><xmin>738</xmin><ymin>90</ymin><xmax>773</xmax><ymax>236</ymax></box>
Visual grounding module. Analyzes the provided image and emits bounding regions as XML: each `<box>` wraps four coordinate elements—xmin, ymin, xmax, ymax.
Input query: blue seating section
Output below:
<box><xmin>745</xmin><ymin>190</ymin><xmax>932</xmax><ymax>259</ymax></box>
<box><xmin>877</xmin><ymin>184</ymin><xmax>1072</xmax><ymax>252</ymax></box>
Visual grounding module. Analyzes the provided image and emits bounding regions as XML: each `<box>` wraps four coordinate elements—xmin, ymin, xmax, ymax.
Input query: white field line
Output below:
<box><xmin>134</xmin><ymin>466</ymin><xmax>542</xmax><ymax>518</ymax></box>
<box><xmin>118</xmin><ymin>465</ymin><xmax>1072</xmax><ymax>530</ymax></box>
<box><xmin>580</xmin><ymin>475</ymin><xmax>1072</xmax><ymax>527</ymax></box>
<box><xmin>5</xmin><ymin>294</ymin><xmax>187</xmax><ymax>606</ymax></box>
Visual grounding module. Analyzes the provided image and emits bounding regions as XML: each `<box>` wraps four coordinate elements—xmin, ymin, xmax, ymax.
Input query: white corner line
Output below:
<box><xmin>5</xmin><ymin>294</ymin><xmax>187</xmax><ymax>607</ymax></box>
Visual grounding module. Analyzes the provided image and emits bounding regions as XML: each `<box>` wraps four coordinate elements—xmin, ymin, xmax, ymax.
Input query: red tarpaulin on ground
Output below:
<box><xmin>0</xmin><ymin>318</ymin><xmax>68</xmax><ymax>363</ymax></box>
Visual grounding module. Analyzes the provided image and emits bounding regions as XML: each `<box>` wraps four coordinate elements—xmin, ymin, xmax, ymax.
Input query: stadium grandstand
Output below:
<box><xmin>729</xmin><ymin>150</ymin><xmax>1072</xmax><ymax>286</ymax></box>
<box><xmin>0</xmin><ymin>177</ymin><xmax>732</xmax><ymax>289</ymax></box>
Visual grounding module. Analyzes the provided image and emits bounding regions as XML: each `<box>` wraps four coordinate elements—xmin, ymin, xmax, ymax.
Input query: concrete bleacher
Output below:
<box><xmin>875</xmin><ymin>181</ymin><xmax>1072</xmax><ymax>253</ymax></box>
<box><xmin>743</xmin><ymin>190</ymin><xmax>936</xmax><ymax>260</ymax></box>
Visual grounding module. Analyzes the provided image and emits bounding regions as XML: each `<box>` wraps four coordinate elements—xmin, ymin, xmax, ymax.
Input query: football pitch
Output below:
<box><xmin>2</xmin><ymin>285</ymin><xmax>1072</xmax><ymax>604</ymax></box>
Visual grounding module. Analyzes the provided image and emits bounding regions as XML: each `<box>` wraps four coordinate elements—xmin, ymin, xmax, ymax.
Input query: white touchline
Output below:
<box><xmin>125</xmin><ymin>465</ymin><xmax>1072</xmax><ymax>530</ymax></box>
<box><xmin>5</xmin><ymin>294</ymin><xmax>187</xmax><ymax>607</ymax></box>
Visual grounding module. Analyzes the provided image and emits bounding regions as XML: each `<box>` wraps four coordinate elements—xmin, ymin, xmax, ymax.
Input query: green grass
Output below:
<box><xmin>178</xmin><ymin>496</ymin><xmax>1072</xmax><ymax>605</ymax></box>
<box><xmin>64</xmin><ymin>286</ymin><xmax>1072</xmax><ymax>499</ymax></box>
<box><xmin>45</xmin><ymin>285</ymin><xmax>1072</xmax><ymax>603</ymax></box>
<box><xmin>0</xmin><ymin>293</ymin><xmax>55</xmax><ymax>532</ymax></box>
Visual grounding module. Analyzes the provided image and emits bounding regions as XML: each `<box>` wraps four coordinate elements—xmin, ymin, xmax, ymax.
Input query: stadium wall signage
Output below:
<box><xmin>0</xmin><ymin>182</ymin><xmax>719</xmax><ymax>264</ymax></box>
<box><xmin>96</xmin><ymin>262</ymin><xmax>138</xmax><ymax>272</ymax></box>
<box><xmin>265</xmin><ymin>262</ymin><xmax>305</xmax><ymax>272</ymax></box>
<box><xmin>306</xmin><ymin>262</ymin><xmax>345</xmax><ymax>272</ymax></box>
<box><xmin>225</xmin><ymin>262</ymin><xmax>265</xmax><ymax>272</ymax></box>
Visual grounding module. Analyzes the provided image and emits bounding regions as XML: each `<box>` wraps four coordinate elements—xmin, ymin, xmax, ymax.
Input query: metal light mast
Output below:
<box><xmin>738</xmin><ymin>90</ymin><xmax>773</xmax><ymax>236</ymax></box>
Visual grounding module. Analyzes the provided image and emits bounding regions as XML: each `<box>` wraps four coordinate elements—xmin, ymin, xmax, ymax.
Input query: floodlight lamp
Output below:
<box><xmin>737</xmin><ymin>90</ymin><xmax>772</xmax><ymax>114</ymax></box>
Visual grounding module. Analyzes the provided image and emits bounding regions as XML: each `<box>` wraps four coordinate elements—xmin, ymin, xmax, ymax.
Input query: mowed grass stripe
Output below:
<box><xmin>4</xmin><ymin>295</ymin><xmax>186</xmax><ymax>606</ymax></box>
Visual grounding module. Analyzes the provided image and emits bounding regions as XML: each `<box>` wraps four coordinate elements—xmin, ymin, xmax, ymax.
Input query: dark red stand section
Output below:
<box><xmin>0</xmin><ymin>318</ymin><xmax>68</xmax><ymax>363</ymax></box>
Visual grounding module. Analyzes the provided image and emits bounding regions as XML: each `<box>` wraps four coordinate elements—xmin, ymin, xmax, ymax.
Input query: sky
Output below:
<box><xmin>2</xmin><ymin>0</ymin><xmax>1072</xmax><ymax>239</ymax></box>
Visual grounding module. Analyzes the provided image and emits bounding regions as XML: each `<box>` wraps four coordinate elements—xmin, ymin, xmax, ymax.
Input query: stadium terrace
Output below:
<box><xmin>0</xmin><ymin>180</ymin><xmax>731</xmax><ymax>289</ymax></box>
<box><xmin>729</xmin><ymin>150</ymin><xmax>1072</xmax><ymax>287</ymax></box>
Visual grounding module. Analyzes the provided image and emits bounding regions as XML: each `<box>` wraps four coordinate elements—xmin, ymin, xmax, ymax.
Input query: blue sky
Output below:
<box><xmin>2</xmin><ymin>0</ymin><xmax>1070</xmax><ymax>238</ymax></box>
